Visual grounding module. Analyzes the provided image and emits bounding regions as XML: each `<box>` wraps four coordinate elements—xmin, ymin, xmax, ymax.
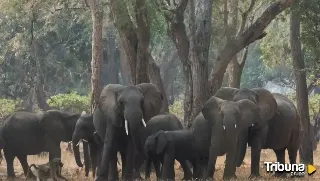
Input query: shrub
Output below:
<box><xmin>0</xmin><ymin>98</ymin><xmax>22</xmax><ymax>122</ymax></box>
<box><xmin>47</xmin><ymin>91</ymin><xmax>91</xmax><ymax>113</ymax></box>
<box><xmin>169</xmin><ymin>99</ymin><xmax>184</xmax><ymax>121</ymax></box>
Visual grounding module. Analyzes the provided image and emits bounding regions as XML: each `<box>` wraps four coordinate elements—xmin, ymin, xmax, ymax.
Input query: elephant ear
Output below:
<box><xmin>136</xmin><ymin>83</ymin><xmax>163</xmax><ymax>121</ymax></box>
<box><xmin>214</xmin><ymin>87</ymin><xmax>239</xmax><ymax>101</ymax></box>
<box><xmin>40</xmin><ymin>110</ymin><xmax>80</xmax><ymax>141</ymax></box>
<box><xmin>251</xmin><ymin>88</ymin><xmax>277</xmax><ymax>122</ymax></box>
<box><xmin>236</xmin><ymin>99</ymin><xmax>260</xmax><ymax>128</ymax></box>
<box><xmin>201</xmin><ymin>96</ymin><xmax>225</xmax><ymax>125</ymax></box>
<box><xmin>98</xmin><ymin>84</ymin><xmax>125</xmax><ymax>127</ymax></box>
<box><xmin>155</xmin><ymin>130</ymin><xmax>167</xmax><ymax>154</ymax></box>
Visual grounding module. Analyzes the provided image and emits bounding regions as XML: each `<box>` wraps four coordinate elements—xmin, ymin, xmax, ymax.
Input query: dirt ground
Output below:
<box><xmin>0</xmin><ymin>143</ymin><xmax>319</xmax><ymax>181</ymax></box>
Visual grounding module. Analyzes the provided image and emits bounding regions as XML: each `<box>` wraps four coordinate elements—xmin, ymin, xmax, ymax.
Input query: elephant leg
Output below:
<box><xmin>89</xmin><ymin>144</ymin><xmax>98</xmax><ymax>178</ymax></box>
<box><xmin>223</xmin><ymin>151</ymin><xmax>237</xmax><ymax>180</ymax></box>
<box><xmin>160</xmin><ymin>152</ymin><xmax>175</xmax><ymax>181</ymax></box>
<box><xmin>288</xmin><ymin>147</ymin><xmax>298</xmax><ymax>164</ymax></box>
<box><xmin>109</xmin><ymin>151</ymin><xmax>119</xmax><ymax>181</ymax></box>
<box><xmin>119</xmin><ymin>146</ymin><xmax>127</xmax><ymax>178</ymax></box>
<box><xmin>133</xmin><ymin>153</ymin><xmax>143</xmax><ymax>180</ymax></box>
<box><xmin>123</xmin><ymin>139</ymin><xmax>135</xmax><ymax>181</ymax></box>
<box><xmin>96</xmin><ymin>127</ymin><xmax>115</xmax><ymax>181</ymax></box>
<box><xmin>144</xmin><ymin>156</ymin><xmax>152</xmax><ymax>179</ymax></box>
<box><xmin>153</xmin><ymin>157</ymin><xmax>161</xmax><ymax>179</ymax></box>
<box><xmin>47</xmin><ymin>140</ymin><xmax>61</xmax><ymax>181</ymax></box>
<box><xmin>5</xmin><ymin>152</ymin><xmax>16</xmax><ymax>178</ymax></box>
<box><xmin>178</xmin><ymin>159</ymin><xmax>192</xmax><ymax>180</ymax></box>
<box><xmin>273</xmin><ymin>148</ymin><xmax>286</xmax><ymax>177</ymax></box>
<box><xmin>17</xmin><ymin>155</ymin><xmax>35</xmax><ymax>178</ymax></box>
<box><xmin>96</xmin><ymin>147</ymin><xmax>102</xmax><ymax>176</ymax></box>
<box><xmin>249</xmin><ymin>128</ymin><xmax>267</xmax><ymax>178</ymax></box>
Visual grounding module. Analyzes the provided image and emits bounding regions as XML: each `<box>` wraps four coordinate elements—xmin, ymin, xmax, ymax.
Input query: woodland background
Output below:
<box><xmin>0</xmin><ymin>0</ymin><xmax>319</xmax><ymax>166</ymax></box>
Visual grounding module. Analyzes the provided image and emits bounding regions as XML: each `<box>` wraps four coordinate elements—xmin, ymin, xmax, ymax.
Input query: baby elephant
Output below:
<box><xmin>144</xmin><ymin>130</ymin><xmax>202</xmax><ymax>180</ymax></box>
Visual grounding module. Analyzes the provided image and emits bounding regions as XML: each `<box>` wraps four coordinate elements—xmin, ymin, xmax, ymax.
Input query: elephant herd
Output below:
<box><xmin>0</xmin><ymin>83</ymin><xmax>316</xmax><ymax>181</ymax></box>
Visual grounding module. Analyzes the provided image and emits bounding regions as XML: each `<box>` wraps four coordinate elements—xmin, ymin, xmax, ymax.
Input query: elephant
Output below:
<box><xmin>136</xmin><ymin>113</ymin><xmax>192</xmax><ymax>180</ymax></box>
<box><xmin>93</xmin><ymin>83</ymin><xmax>163</xmax><ymax>181</ymax></box>
<box><xmin>72</xmin><ymin>111</ymin><xmax>122</xmax><ymax>179</ymax></box>
<box><xmin>0</xmin><ymin>110</ymin><xmax>89</xmax><ymax>179</ymax></box>
<box><xmin>200</xmin><ymin>95</ymin><xmax>262</xmax><ymax>180</ymax></box>
<box><xmin>144</xmin><ymin>129</ymin><xmax>203</xmax><ymax>181</ymax></box>
<box><xmin>215</xmin><ymin>87</ymin><xmax>300</xmax><ymax>178</ymax></box>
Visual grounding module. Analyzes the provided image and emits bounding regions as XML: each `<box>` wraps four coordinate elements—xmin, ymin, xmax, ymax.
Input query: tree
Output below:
<box><xmin>109</xmin><ymin>0</ymin><xmax>169</xmax><ymax>112</ymax></box>
<box><xmin>291</xmin><ymin>6</ymin><xmax>313</xmax><ymax>164</ymax></box>
<box><xmin>87</xmin><ymin>0</ymin><xmax>103</xmax><ymax>111</ymax></box>
<box><xmin>157</xmin><ymin>0</ymin><xmax>296</xmax><ymax>126</ymax></box>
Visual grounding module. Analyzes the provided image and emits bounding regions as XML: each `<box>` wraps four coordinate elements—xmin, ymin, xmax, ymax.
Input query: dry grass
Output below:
<box><xmin>0</xmin><ymin>143</ymin><xmax>319</xmax><ymax>181</ymax></box>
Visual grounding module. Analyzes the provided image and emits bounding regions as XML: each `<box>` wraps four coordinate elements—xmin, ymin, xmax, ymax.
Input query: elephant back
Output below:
<box><xmin>40</xmin><ymin>110</ymin><xmax>80</xmax><ymax>142</ymax></box>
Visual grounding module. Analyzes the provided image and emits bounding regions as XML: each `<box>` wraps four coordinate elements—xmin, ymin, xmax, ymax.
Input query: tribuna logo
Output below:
<box><xmin>264</xmin><ymin>162</ymin><xmax>305</xmax><ymax>177</ymax></box>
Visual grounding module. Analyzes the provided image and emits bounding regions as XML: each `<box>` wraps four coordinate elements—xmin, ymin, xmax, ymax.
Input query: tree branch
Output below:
<box><xmin>239</xmin><ymin>46</ymin><xmax>249</xmax><ymax>70</ymax></box>
<box><xmin>208</xmin><ymin>0</ymin><xmax>296</xmax><ymax>95</ymax></box>
<box><xmin>237</xmin><ymin>0</ymin><xmax>256</xmax><ymax>36</ymax></box>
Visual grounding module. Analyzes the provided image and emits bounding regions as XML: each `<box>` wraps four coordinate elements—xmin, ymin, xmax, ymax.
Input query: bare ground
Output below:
<box><xmin>0</xmin><ymin>143</ymin><xmax>319</xmax><ymax>181</ymax></box>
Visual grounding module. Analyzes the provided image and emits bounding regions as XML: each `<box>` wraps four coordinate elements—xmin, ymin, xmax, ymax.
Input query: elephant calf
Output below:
<box><xmin>137</xmin><ymin>113</ymin><xmax>192</xmax><ymax>180</ymax></box>
<box><xmin>144</xmin><ymin>129</ymin><xmax>201</xmax><ymax>181</ymax></box>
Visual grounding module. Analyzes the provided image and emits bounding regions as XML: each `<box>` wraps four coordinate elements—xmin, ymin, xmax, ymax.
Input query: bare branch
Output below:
<box><xmin>223</xmin><ymin>0</ymin><xmax>229</xmax><ymax>36</ymax></box>
<box><xmin>239</xmin><ymin>46</ymin><xmax>249</xmax><ymax>69</ymax></box>
<box><xmin>237</xmin><ymin>0</ymin><xmax>256</xmax><ymax>36</ymax></box>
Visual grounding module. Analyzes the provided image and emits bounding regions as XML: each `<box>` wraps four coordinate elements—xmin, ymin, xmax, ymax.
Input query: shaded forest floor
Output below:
<box><xmin>0</xmin><ymin>143</ymin><xmax>319</xmax><ymax>181</ymax></box>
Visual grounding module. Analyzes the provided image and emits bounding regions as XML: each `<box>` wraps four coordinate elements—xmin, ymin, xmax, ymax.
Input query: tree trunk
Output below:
<box><xmin>208</xmin><ymin>0</ymin><xmax>296</xmax><ymax>95</ymax></box>
<box><xmin>89</xmin><ymin>0</ymin><xmax>103</xmax><ymax>111</ymax></box>
<box><xmin>148</xmin><ymin>54</ymin><xmax>169</xmax><ymax>112</ymax></box>
<box><xmin>227</xmin><ymin>57</ymin><xmax>241</xmax><ymax>88</ymax></box>
<box><xmin>119</xmin><ymin>44</ymin><xmax>132</xmax><ymax>85</ymax></box>
<box><xmin>290</xmin><ymin>9</ymin><xmax>313</xmax><ymax>164</ymax></box>
<box><xmin>106</xmin><ymin>26</ymin><xmax>119</xmax><ymax>84</ymax></box>
<box><xmin>188</xmin><ymin>0</ymin><xmax>213</xmax><ymax>124</ymax></box>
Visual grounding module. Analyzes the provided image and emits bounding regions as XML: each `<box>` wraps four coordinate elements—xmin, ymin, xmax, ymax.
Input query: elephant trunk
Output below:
<box><xmin>236</xmin><ymin>129</ymin><xmax>248</xmax><ymax>167</ymax></box>
<box><xmin>83</xmin><ymin>141</ymin><xmax>90</xmax><ymax>177</ymax></box>
<box><xmin>129</xmin><ymin>118</ymin><xmax>143</xmax><ymax>154</ymax></box>
<box><xmin>72</xmin><ymin>134</ymin><xmax>83</xmax><ymax>167</ymax></box>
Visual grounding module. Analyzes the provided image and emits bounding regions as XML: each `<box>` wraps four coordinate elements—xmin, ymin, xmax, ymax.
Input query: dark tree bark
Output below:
<box><xmin>110</xmin><ymin>0</ymin><xmax>150</xmax><ymax>84</ymax></box>
<box><xmin>208</xmin><ymin>0</ymin><xmax>295</xmax><ymax>95</ymax></box>
<box><xmin>106</xmin><ymin>26</ymin><xmax>119</xmax><ymax>84</ymax></box>
<box><xmin>148</xmin><ymin>54</ymin><xmax>169</xmax><ymax>112</ymax></box>
<box><xmin>119</xmin><ymin>43</ymin><xmax>132</xmax><ymax>85</ymax></box>
<box><xmin>227</xmin><ymin>47</ymin><xmax>248</xmax><ymax>88</ymax></box>
<box><xmin>290</xmin><ymin>9</ymin><xmax>313</xmax><ymax>164</ymax></box>
<box><xmin>88</xmin><ymin>0</ymin><xmax>103</xmax><ymax>111</ymax></box>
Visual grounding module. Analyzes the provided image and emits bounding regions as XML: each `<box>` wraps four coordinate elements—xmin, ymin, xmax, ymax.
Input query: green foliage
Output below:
<box><xmin>169</xmin><ymin>99</ymin><xmax>184</xmax><ymax>120</ymax></box>
<box><xmin>0</xmin><ymin>98</ymin><xmax>22</xmax><ymax>121</ymax></box>
<box><xmin>285</xmin><ymin>93</ymin><xmax>320</xmax><ymax>121</ymax></box>
<box><xmin>47</xmin><ymin>91</ymin><xmax>91</xmax><ymax>113</ymax></box>
<box><xmin>308</xmin><ymin>94</ymin><xmax>320</xmax><ymax>119</ymax></box>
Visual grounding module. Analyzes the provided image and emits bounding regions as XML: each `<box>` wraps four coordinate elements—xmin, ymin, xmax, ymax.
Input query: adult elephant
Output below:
<box><xmin>94</xmin><ymin>83</ymin><xmax>163</xmax><ymax>181</ymax></box>
<box><xmin>199</xmin><ymin>96</ymin><xmax>262</xmax><ymax>180</ymax></box>
<box><xmin>0</xmin><ymin>110</ymin><xmax>88</xmax><ymax>179</ymax></box>
<box><xmin>213</xmin><ymin>87</ymin><xmax>278</xmax><ymax>178</ymax></box>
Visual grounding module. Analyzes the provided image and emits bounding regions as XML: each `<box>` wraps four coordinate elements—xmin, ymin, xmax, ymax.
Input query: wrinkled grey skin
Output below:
<box><xmin>94</xmin><ymin>83</ymin><xmax>163</xmax><ymax>181</ymax></box>
<box><xmin>215</xmin><ymin>87</ymin><xmax>300</xmax><ymax>178</ymax></box>
<box><xmin>1</xmin><ymin>110</ymin><xmax>82</xmax><ymax>179</ymax></box>
<box><xmin>200</xmin><ymin>95</ymin><xmax>261</xmax><ymax>180</ymax></box>
<box><xmin>310</xmin><ymin>123</ymin><xmax>319</xmax><ymax>151</ymax></box>
<box><xmin>136</xmin><ymin>113</ymin><xmax>191</xmax><ymax>180</ymax></box>
<box><xmin>144</xmin><ymin>129</ymin><xmax>202</xmax><ymax>181</ymax></box>
<box><xmin>72</xmin><ymin>112</ymin><xmax>123</xmax><ymax>179</ymax></box>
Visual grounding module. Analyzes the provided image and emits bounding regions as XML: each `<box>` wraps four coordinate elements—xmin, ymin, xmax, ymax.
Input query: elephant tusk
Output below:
<box><xmin>76</xmin><ymin>141</ymin><xmax>80</xmax><ymax>146</ymax></box>
<box><xmin>223</xmin><ymin>126</ymin><xmax>225</xmax><ymax>130</ymax></box>
<box><xmin>235</xmin><ymin>124</ymin><xmax>237</xmax><ymax>128</ymax></box>
<box><xmin>68</xmin><ymin>141</ymin><xmax>72</xmax><ymax>144</ymax></box>
<box><xmin>82</xmin><ymin>139</ymin><xmax>88</xmax><ymax>143</ymax></box>
<box><xmin>93</xmin><ymin>131</ymin><xmax>97</xmax><ymax>134</ymax></box>
<box><xmin>252</xmin><ymin>124</ymin><xmax>255</xmax><ymax>127</ymax></box>
<box><xmin>142</xmin><ymin>118</ymin><xmax>146</xmax><ymax>127</ymax></box>
<box><xmin>125</xmin><ymin>119</ymin><xmax>129</xmax><ymax>135</ymax></box>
